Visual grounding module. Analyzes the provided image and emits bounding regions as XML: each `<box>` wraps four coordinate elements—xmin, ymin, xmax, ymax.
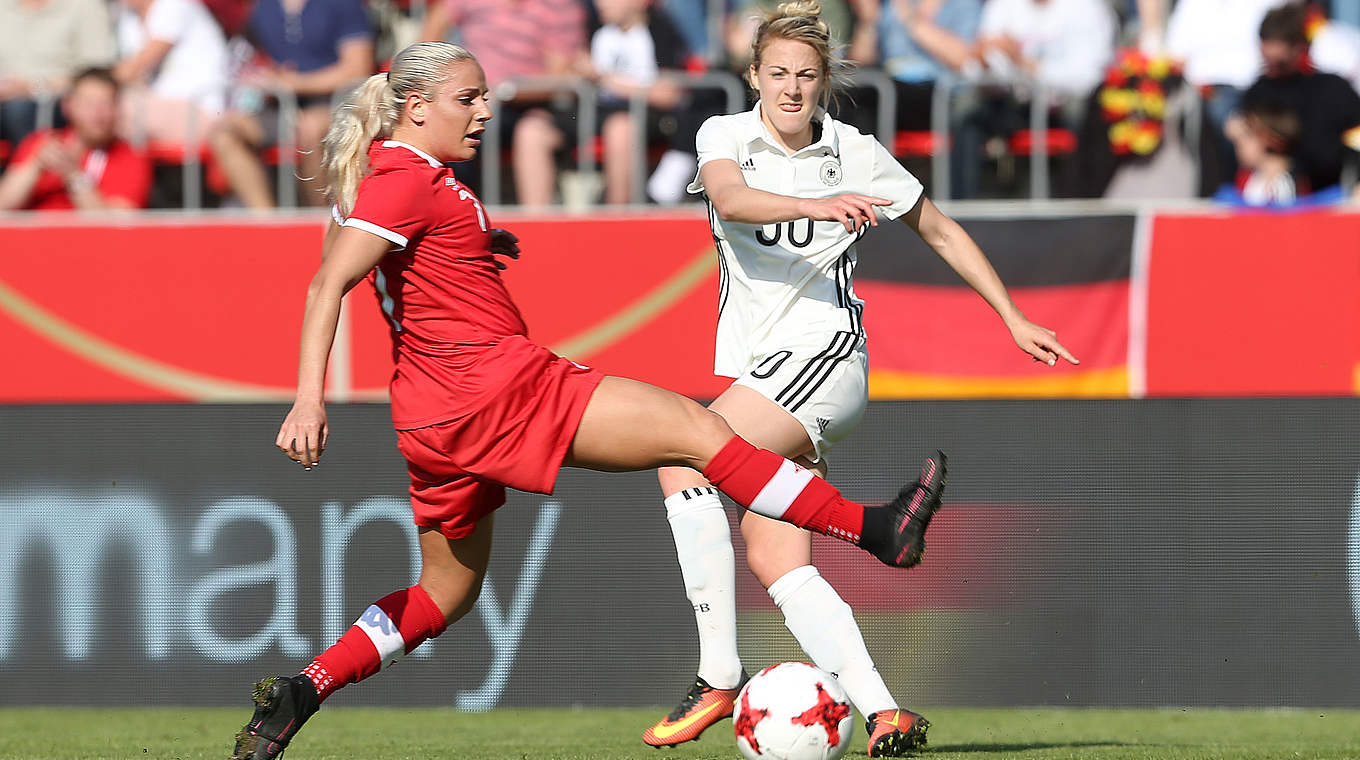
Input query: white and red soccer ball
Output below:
<box><xmin>733</xmin><ymin>662</ymin><xmax>854</xmax><ymax>760</ymax></box>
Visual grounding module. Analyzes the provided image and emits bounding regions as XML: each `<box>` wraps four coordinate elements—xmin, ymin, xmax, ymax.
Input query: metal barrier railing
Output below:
<box><xmin>930</xmin><ymin>74</ymin><xmax>1071</xmax><ymax>200</ymax></box>
<box><xmin>4</xmin><ymin>66</ymin><xmax>1232</xmax><ymax>209</ymax></box>
<box><xmin>929</xmin><ymin>76</ymin><xmax>954</xmax><ymax>200</ymax></box>
<box><xmin>930</xmin><ymin>73</ymin><xmax>1204</xmax><ymax>201</ymax></box>
<box><xmin>0</xmin><ymin>93</ymin><xmax>60</xmax><ymax>143</ymax></box>
<box><xmin>482</xmin><ymin>76</ymin><xmax>598</xmax><ymax>207</ymax></box>
<box><xmin>846</xmin><ymin>68</ymin><xmax>897</xmax><ymax>146</ymax></box>
<box><xmin>123</xmin><ymin>87</ymin><xmax>301</xmax><ymax>210</ymax></box>
<box><xmin>35</xmin><ymin>93</ymin><xmax>58</xmax><ymax>133</ymax></box>
<box><xmin>625</xmin><ymin>70</ymin><xmax>746</xmax><ymax>204</ymax></box>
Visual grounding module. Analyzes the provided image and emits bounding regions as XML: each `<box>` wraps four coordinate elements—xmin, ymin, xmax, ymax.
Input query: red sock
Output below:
<box><xmin>702</xmin><ymin>436</ymin><xmax>865</xmax><ymax>542</ymax></box>
<box><xmin>302</xmin><ymin>584</ymin><xmax>448</xmax><ymax>702</ymax></box>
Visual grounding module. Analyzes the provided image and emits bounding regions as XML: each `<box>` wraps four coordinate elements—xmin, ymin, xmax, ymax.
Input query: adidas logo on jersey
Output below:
<box><xmin>740</xmin><ymin>157</ymin><xmax>756</xmax><ymax>172</ymax></box>
<box><xmin>816</xmin><ymin>417</ymin><xmax>831</xmax><ymax>434</ymax></box>
<box><xmin>445</xmin><ymin>177</ymin><xmax>459</xmax><ymax>188</ymax></box>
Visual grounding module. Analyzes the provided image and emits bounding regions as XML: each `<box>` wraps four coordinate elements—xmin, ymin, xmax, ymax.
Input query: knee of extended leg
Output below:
<box><xmin>692</xmin><ymin>406</ymin><xmax>735</xmax><ymax>448</ymax></box>
<box><xmin>448</xmin><ymin>584</ymin><xmax>481</xmax><ymax>623</ymax></box>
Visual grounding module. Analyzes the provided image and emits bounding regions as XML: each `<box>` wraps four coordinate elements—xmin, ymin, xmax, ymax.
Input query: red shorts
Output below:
<box><xmin>395</xmin><ymin>340</ymin><xmax>603</xmax><ymax>539</ymax></box>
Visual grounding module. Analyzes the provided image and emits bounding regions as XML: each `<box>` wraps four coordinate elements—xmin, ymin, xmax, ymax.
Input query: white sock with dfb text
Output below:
<box><xmin>664</xmin><ymin>487</ymin><xmax>743</xmax><ymax>689</ymax></box>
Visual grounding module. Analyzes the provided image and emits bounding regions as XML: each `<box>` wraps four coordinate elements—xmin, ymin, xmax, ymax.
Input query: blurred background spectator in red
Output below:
<box><xmin>421</xmin><ymin>0</ymin><xmax>589</xmax><ymax>207</ymax></box>
<box><xmin>0</xmin><ymin>0</ymin><xmax>116</xmax><ymax>151</ymax></box>
<box><xmin>0</xmin><ymin>68</ymin><xmax>152</xmax><ymax>210</ymax></box>
<box><xmin>207</xmin><ymin>0</ymin><xmax>374</xmax><ymax>209</ymax></box>
<box><xmin>113</xmin><ymin>0</ymin><xmax>230</xmax><ymax>144</ymax></box>
<box><xmin>950</xmin><ymin>0</ymin><xmax>1116</xmax><ymax>198</ymax></box>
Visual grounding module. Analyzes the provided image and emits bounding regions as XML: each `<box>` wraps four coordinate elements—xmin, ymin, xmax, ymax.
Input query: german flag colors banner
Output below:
<box><xmin>854</xmin><ymin>214</ymin><xmax>1136</xmax><ymax>398</ymax></box>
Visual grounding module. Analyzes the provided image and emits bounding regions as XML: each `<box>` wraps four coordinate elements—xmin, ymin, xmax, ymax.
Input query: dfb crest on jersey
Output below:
<box><xmin>819</xmin><ymin>159</ymin><xmax>843</xmax><ymax>187</ymax></box>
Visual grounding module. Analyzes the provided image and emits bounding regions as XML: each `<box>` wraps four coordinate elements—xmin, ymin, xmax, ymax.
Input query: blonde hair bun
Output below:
<box><xmin>749</xmin><ymin>0</ymin><xmax>848</xmax><ymax>107</ymax></box>
<box><xmin>773</xmin><ymin>0</ymin><xmax>822</xmax><ymax>20</ymax></box>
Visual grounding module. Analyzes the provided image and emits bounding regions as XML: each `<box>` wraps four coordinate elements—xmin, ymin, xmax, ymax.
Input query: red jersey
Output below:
<box><xmin>341</xmin><ymin>140</ymin><xmax>530</xmax><ymax>429</ymax></box>
<box><xmin>11</xmin><ymin>129</ymin><xmax>152</xmax><ymax>210</ymax></box>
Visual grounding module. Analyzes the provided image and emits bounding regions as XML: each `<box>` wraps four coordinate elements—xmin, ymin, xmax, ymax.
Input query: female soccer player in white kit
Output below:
<box><xmin>641</xmin><ymin>2</ymin><xmax>1078</xmax><ymax>757</ymax></box>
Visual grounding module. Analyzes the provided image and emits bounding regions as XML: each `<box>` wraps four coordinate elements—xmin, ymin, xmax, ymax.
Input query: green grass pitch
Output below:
<box><xmin>2</xmin><ymin>706</ymin><xmax>1358</xmax><ymax>760</ymax></box>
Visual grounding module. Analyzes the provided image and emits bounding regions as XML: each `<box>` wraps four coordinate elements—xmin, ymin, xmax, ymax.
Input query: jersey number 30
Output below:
<box><xmin>756</xmin><ymin>219</ymin><xmax>814</xmax><ymax>248</ymax></box>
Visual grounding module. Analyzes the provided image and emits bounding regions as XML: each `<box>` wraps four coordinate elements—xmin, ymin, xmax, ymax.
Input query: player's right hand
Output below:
<box><xmin>801</xmin><ymin>194</ymin><xmax>892</xmax><ymax>233</ymax></box>
<box><xmin>277</xmin><ymin>400</ymin><xmax>328</xmax><ymax>470</ymax></box>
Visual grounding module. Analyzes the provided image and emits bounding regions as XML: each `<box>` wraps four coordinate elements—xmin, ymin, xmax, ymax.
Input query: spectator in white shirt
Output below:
<box><xmin>970</xmin><ymin>0</ymin><xmax>1115</xmax><ymax>97</ymax></box>
<box><xmin>0</xmin><ymin>0</ymin><xmax>116</xmax><ymax>149</ymax></box>
<box><xmin>1309</xmin><ymin>11</ymin><xmax>1360</xmax><ymax>94</ymax></box>
<box><xmin>113</xmin><ymin>0</ymin><xmax>230</xmax><ymax>144</ymax></box>
<box><xmin>1162</xmin><ymin>0</ymin><xmax>1279</xmax><ymax>193</ymax></box>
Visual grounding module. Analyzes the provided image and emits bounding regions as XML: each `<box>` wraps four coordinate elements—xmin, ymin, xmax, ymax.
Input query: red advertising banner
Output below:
<box><xmin>0</xmin><ymin>212</ymin><xmax>729</xmax><ymax>403</ymax></box>
<box><xmin>1144</xmin><ymin>209</ymin><xmax>1360</xmax><ymax>396</ymax></box>
<box><xmin>2</xmin><ymin>207</ymin><xmax>1357</xmax><ymax>402</ymax></box>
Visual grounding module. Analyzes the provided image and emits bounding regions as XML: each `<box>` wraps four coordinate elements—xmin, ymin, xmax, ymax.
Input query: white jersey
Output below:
<box><xmin>688</xmin><ymin>103</ymin><xmax>924</xmax><ymax>378</ymax></box>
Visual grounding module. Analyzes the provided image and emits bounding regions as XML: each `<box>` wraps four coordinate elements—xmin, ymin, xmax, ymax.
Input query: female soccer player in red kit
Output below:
<box><xmin>230</xmin><ymin>42</ymin><xmax>947</xmax><ymax>760</ymax></box>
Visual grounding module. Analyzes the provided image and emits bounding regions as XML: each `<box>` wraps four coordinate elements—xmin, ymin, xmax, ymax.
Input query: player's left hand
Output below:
<box><xmin>1009</xmin><ymin>318</ymin><xmax>1079</xmax><ymax>367</ymax></box>
<box><xmin>489</xmin><ymin>228</ymin><xmax>520</xmax><ymax>270</ymax></box>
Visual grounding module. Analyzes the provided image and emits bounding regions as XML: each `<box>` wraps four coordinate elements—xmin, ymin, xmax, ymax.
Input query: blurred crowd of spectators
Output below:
<box><xmin>0</xmin><ymin>0</ymin><xmax>1356</xmax><ymax>210</ymax></box>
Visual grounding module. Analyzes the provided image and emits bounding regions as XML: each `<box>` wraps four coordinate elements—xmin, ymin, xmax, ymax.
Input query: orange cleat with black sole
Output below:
<box><xmin>642</xmin><ymin>674</ymin><xmax>746</xmax><ymax>748</ymax></box>
<box><xmin>865</xmin><ymin>708</ymin><xmax>930</xmax><ymax>757</ymax></box>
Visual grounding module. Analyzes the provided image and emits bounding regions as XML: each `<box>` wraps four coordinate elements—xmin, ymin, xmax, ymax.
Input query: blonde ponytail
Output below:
<box><xmin>322</xmin><ymin>74</ymin><xmax>395</xmax><ymax>217</ymax></box>
<box><xmin>321</xmin><ymin>42</ymin><xmax>477</xmax><ymax>216</ymax></box>
<box><xmin>750</xmin><ymin>0</ymin><xmax>849</xmax><ymax>108</ymax></box>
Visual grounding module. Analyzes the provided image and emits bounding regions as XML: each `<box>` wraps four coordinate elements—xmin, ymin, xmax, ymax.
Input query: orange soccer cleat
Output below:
<box><xmin>642</xmin><ymin>674</ymin><xmax>746</xmax><ymax>747</ymax></box>
<box><xmin>865</xmin><ymin>708</ymin><xmax>930</xmax><ymax>757</ymax></box>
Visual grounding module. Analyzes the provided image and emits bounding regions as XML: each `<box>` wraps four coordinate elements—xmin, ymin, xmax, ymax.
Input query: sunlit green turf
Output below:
<box><xmin>2</xmin><ymin>706</ymin><xmax>1358</xmax><ymax>760</ymax></box>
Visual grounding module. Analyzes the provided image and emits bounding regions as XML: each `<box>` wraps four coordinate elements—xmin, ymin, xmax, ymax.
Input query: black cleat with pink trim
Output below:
<box><xmin>230</xmin><ymin>675</ymin><xmax>319</xmax><ymax>760</ymax></box>
<box><xmin>860</xmin><ymin>451</ymin><xmax>947</xmax><ymax>568</ymax></box>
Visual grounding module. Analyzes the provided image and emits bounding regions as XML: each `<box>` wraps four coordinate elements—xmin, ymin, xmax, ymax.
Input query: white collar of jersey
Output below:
<box><xmin>745</xmin><ymin>101</ymin><xmax>839</xmax><ymax>158</ymax></box>
<box><xmin>382</xmin><ymin>139</ymin><xmax>443</xmax><ymax>168</ymax></box>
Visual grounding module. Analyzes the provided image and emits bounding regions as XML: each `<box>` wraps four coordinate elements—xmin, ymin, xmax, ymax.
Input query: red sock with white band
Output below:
<box><xmin>701</xmin><ymin>436</ymin><xmax>865</xmax><ymax>543</ymax></box>
<box><xmin>302</xmin><ymin>584</ymin><xmax>448</xmax><ymax>702</ymax></box>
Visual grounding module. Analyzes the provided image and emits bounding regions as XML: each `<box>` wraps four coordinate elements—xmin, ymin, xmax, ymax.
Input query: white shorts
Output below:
<box><xmin>730</xmin><ymin>330</ymin><xmax>867</xmax><ymax>461</ymax></box>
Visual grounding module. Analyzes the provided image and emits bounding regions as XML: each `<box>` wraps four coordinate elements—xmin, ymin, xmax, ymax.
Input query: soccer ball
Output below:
<box><xmin>733</xmin><ymin>662</ymin><xmax>853</xmax><ymax>760</ymax></box>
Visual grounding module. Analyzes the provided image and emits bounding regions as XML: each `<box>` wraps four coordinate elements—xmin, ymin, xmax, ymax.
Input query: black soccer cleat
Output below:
<box><xmin>230</xmin><ymin>675</ymin><xmax>319</xmax><ymax>760</ymax></box>
<box><xmin>860</xmin><ymin>451</ymin><xmax>947</xmax><ymax>568</ymax></box>
<box><xmin>865</xmin><ymin>708</ymin><xmax>930</xmax><ymax>756</ymax></box>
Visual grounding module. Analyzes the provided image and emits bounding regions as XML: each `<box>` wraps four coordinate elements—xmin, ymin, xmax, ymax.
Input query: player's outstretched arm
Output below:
<box><xmin>902</xmin><ymin>196</ymin><xmax>1079</xmax><ymax>367</ymax></box>
<box><xmin>703</xmin><ymin>159</ymin><xmax>890</xmax><ymax>233</ymax></box>
<box><xmin>276</xmin><ymin>222</ymin><xmax>391</xmax><ymax>469</ymax></box>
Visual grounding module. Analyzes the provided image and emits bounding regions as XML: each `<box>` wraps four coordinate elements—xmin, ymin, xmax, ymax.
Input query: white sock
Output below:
<box><xmin>767</xmin><ymin>565</ymin><xmax>898</xmax><ymax>715</ymax></box>
<box><xmin>664</xmin><ymin>487</ymin><xmax>743</xmax><ymax>689</ymax></box>
<box><xmin>647</xmin><ymin>149</ymin><xmax>698</xmax><ymax>205</ymax></box>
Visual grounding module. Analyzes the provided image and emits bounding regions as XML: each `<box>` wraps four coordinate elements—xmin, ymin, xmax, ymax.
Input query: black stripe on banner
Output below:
<box><xmin>854</xmin><ymin>214</ymin><xmax>1135</xmax><ymax>287</ymax></box>
<box><xmin>786</xmin><ymin>331</ymin><xmax>857</xmax><ymax>413</ymax></box>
